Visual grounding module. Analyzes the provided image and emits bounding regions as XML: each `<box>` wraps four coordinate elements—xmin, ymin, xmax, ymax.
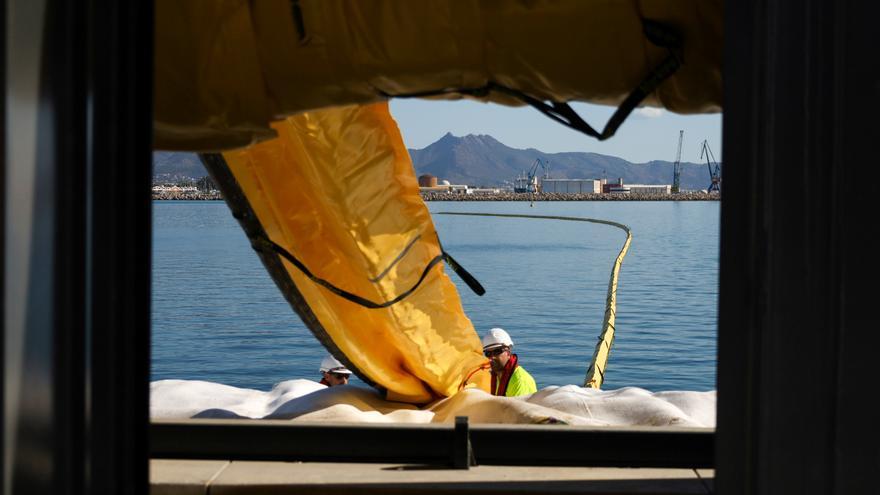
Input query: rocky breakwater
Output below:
<box><xmin>152</xmin><ymin>191</ymin><xmax>223</xmax><ymax>200</ymax></box>
<box><xmin>421</xmin><ymin>192</ymin><xmax>719</xmax><ymax>201</ymax></box>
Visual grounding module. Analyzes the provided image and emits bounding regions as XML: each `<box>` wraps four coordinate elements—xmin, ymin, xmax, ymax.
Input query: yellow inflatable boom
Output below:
<box><xmin>155</xmin><ymin>0</ymin><xmax>722</xmax><ymax>151</ymax></box>
<box><xmin>202</xmin><ymin>103</ymin><xmax>491</xmax><ymax>403</ymax></box>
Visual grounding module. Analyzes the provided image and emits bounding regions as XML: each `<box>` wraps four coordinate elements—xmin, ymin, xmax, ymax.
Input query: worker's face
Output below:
<box><xmin>323</xmin><ymin>371</ymin><xmax>349</xmax><ymax>386</ymax></box>
<box><xmin>484</xmin><ymin>346</ymin><xmax>511</xmax><ymax>373</ymax></box>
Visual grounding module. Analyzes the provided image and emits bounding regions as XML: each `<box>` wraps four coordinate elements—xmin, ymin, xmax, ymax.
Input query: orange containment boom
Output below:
<box><xmin>155</xmin><ymin>0</ymin><xmax>722</xmax><ymax>151</ymax></box>
<box><xmin>201</xmin><ymin>103</ymin><xmax>491</xmax><ymax>403</ymax></box>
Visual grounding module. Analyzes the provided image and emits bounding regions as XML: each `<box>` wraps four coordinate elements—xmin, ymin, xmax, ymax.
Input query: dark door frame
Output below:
<box><xmin>4</xmin><ymin>0</ymin><xmax>879</xmax><ymax>493</ymax></box>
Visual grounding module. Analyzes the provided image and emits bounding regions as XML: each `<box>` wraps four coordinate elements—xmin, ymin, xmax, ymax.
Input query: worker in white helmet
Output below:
<box><xmin>319</xmin><ymin>354</ymin><xmax>352</xmax><ymax>387</ymax></box>
<box><xmin>481</xmin><ymin>327</ymin><xmax>537</xmax><ymax>397</ymax></box>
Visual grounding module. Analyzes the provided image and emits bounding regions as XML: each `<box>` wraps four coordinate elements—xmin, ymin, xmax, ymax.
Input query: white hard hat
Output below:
<box><xmin>481</xmin><ymin>327</ymin><xmax>514</xmax><ymax>350</ymax></box>
<box><xmin>319</xmin><ymin>354</ymin><xmax>352</xmax><ymax>374</ymax></box>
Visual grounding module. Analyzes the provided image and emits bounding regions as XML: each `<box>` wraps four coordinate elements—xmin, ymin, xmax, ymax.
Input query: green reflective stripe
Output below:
<box><xmin>505</xmin><ymin>367</ymin><xmax>537</xmax><ymax>397</ymax></box>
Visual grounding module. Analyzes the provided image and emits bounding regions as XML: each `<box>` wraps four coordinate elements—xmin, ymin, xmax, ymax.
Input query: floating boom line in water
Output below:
<box><xmin>435</xmin><ymin>212</ymin><xmax>632</xmax><ymax>389</ymax></box>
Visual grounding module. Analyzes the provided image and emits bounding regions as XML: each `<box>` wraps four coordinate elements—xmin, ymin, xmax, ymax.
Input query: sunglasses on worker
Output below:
<box><xmin>484</xmin><ymin>346</ymin><xmax>507</xmax><ymax>358</ymax></box>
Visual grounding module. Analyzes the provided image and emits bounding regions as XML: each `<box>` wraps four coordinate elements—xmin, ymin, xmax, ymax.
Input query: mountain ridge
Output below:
<box><xmin>408</xmin><ymin>133</ymin><xmax>713</xmax><ymax>190</ymax></box>
<box><xmin>152</xmin><ymin>133</ymin><xmax>717</xmax><ymax>191</ymax></box>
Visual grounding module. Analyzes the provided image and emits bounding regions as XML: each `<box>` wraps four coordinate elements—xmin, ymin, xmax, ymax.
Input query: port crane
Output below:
<box><xmin>700</xmin><ymin>139</ymin><xmax>721</xmax><ymax>193</ymax></box>
<box><xmin>672</xmin><ymin>130</ymin><xmax>683</xmax><ymax>193</ymax></box>
<box><xmin>514</xmin><ymin>158</ymin><xmax>551</xmax><ymax>193</ymax></box>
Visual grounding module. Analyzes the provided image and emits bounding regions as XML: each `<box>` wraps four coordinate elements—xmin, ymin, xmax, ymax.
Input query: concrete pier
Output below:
<box><xmin>151</xmin><ymin>191</ymin><xmax>719</xmax><ymax>202</ymax></box>
<box><xmin>421</xmin><ymin>192</ymin><xmax>719</xmax><ymax>201</ymax></box>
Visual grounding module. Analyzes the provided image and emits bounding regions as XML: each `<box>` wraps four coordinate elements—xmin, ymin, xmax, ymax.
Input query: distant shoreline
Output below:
<box><xmin>153</xmin><ymin>192</ymin><xmax>720</xmax><ymax>202</ymax></box>
<box><xmin>420</xmin><ymin>192</ymin><xmax>720</xmax><ymax>201</ymax></box>
<box><xmin>153</xmin><ymin>192</ymin><xmax>721</xmax><ymax>202</ymax></box>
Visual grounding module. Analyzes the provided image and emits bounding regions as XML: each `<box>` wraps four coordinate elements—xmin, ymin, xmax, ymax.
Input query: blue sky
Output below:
<box><xmin>390</xmin><ymin>99</ymin><xmax>722</xmax><ymax>164</ymax></box>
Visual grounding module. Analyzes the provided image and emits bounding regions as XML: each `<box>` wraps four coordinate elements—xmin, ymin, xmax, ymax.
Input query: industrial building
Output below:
<box><xmin>600</xmin><ymin>178</ymin><xmax>671</xmax><ymax>195</ymax></box>
<box><xmin>417</xmin><ymin>174</ymin><xmax>438</xmax><ymax>187</ymax></box>
<box><xmin>534</xmin><ymin>177</ymin><xmax>671</xmax><ymax>195</ymax></box>
<box><xmin>540</xmin><ymin>178</ymin><xmax>601</xmax><ymax>194</ymax></box>
<box><xmin>418</xmin><ymin>178</ymin><xmax>500</xmax><ymax>194</ymax></box>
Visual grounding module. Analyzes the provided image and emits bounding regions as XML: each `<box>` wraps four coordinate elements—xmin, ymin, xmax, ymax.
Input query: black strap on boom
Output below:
<box><xmin>378</xmin><ymin>20</ymin><xmax>681</xmax><ymax>142</ymax></box>
<box><xmin>251</xmin><ymin>236</ymin><xmax>484</xmax><ymax>310</ymax></box>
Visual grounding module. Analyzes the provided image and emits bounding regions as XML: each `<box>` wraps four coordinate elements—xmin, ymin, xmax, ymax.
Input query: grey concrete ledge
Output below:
<box><xmin>150</xmin><ymin>459</ymin><xmax>715</xmax><ymax>495</ymax></box>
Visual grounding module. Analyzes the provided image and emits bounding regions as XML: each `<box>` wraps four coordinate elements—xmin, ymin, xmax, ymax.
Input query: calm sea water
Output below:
<box><xmin>152</xmin><ymin>200</ymin><xmax>719</xmax><ymax>392</ymax></box>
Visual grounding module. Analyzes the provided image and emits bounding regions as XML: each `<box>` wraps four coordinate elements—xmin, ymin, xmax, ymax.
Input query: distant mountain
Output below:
<box><xmin>152</xmin><ymin>134</ymin><xmax>718</xmax><ymax>191</ymax></box>
<box><xmin>152</xmin><ymin>152</ymin><xmax>204</xmax><ymax>181</ymax></box>
<box><xmin>408</xmin><ymin>133</ymin><xmax>715</xmax><ymax>190</ymax></box>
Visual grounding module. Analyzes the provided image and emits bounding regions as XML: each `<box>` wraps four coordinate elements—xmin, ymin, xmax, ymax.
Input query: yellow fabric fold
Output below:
<box><xmin>155</xmin><ymin>0</ymin><xmax>722</xmax><ymax>151</ymax></box>
<box><xmin>221</xmin><ymin>102</ymin><xmax>491</xmax><ymax>403</ymax></box>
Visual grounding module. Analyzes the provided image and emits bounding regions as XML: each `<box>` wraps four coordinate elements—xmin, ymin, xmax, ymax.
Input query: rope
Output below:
<box><xmin>458</xmin><ymin>362</ymin><xmax>492</xmax><ymax>392</ymax></box>
<box><xmin>252</xmin><ymin>235</ymin><xmax>484</xmax><ymax>310</ymax></box>
<box><xmin>436</xmin><ymin>212</ymin><xmax>632</xmax><ymax>389</ymax></box>
<box><xmin>378</xmin><ymin>20</ymin><xmax>681</xmax><ymax>142</ymax></box>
